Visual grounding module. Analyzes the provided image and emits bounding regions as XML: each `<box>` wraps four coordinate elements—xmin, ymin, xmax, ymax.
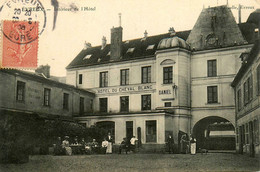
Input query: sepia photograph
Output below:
<box><xmin>0</xmin><ymin>0</ymin><xmax>259</xmax><ymax>171</ymax></box>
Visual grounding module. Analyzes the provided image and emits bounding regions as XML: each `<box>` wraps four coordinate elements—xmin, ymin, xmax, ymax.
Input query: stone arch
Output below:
<box><xmin>160</xmin><ymin>59</ymin><xmax>176</xmax><ymax>65</ymax></box>
<box><xmin>192</xmin><ymin>116</ymin><xmax>235</xmax><ymax>150</ymax></box>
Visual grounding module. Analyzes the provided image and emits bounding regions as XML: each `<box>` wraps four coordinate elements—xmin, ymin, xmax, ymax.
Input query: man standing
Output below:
<box><xmin>166</xmin><ymin>134</ymin><xmax>174</xmax><ymax>154</ymax></box>
<box><xmin>130</xmin><ymin>136</ymin><xmax>138</xmax><ymax>153</ymax></box>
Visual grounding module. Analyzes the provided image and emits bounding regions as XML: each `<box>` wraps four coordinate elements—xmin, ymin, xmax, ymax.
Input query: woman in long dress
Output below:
<box><xmin>62</xmin><ymin>136</ymin><xmax>72</xmax><ymax>155</ymax></box>
<box><xmin>190</xmin><ymin>136</ymin><xmax>196</xmax><ymax>155</ymax></box>
<box><xmin>106</xmin><ymin>132</ymin><xmax>113</xmax><ymax>154</ymax></box>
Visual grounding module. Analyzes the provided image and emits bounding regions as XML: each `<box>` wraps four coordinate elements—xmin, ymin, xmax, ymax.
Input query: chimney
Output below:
<box><xmin>101</xmin><ymin>36</ymin><xmax>107</xmax><ymax>49</ymax></box>
<box><xmin>84</xmin><ymin>41</ymin><xmax>92</xmax><ymax>50</ymax></box>
<box><xmin>238</xmin><ymin>4</ymin><xmax>241</xmax><ymax>24</ymax></box>
<box><xmin>144</xmin><ymin>30</ymin><xmax>148</xmax><ymax>38</ymax></box>
<box><xmin>110</xmin><ymin>14</ymin><xmax>123</xmax><ymax>61</ymax></box>
<box><xmin>35</xmin><ymin>65</ymin><xmax>50</xmax><ymax>78</ymax></box>
<box><xmin>169</xmin><ymin>27</ymin><xmax>176</xmax><ymax>36</ymax></box>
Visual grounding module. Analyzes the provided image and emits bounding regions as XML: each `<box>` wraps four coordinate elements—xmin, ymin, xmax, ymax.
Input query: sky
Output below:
<box><xmin>3</xmin><ymin>0</ymin><xmax>260</xmax><ymax>76</ymax></box>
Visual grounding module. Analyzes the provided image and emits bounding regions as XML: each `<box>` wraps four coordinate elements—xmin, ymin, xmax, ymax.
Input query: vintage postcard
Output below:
<box><xmin>0</xmin><ymin>0</ymin><xmax>259</xmax><ymax>171</ymax></box>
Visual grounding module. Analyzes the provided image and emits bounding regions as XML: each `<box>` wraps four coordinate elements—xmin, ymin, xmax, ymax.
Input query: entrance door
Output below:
<box><xmin>126</xmin><ymin>121</ymin><xmax>133</xmax><ymax>141</ymax></box>
<box><xmin>137</xmin><ymin>127</ymin><xmax>141</xmax><ymax>147</ymax></box>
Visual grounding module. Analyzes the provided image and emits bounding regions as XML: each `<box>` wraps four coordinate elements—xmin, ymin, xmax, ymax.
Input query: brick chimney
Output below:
<box><xmin>35</xmin><ymin>65</ymin><xmax>50</xmax><ymax>78</ymax></box>
<box><xmin>101</xmin><ymin>36</ymin><xmax>107</xmax><ymax>49</ymax></box>
<box><xmin>110</xmin><ymin>26</ymin><xmax>123</xmax><ymax>61</ymax></box>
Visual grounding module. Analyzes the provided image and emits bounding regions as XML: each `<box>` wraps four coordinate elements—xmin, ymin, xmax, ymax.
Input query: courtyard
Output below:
<box><xmin>0</xmin><ymin>153</ymin><xmax>259</xmax><ymax>172</ymax></box>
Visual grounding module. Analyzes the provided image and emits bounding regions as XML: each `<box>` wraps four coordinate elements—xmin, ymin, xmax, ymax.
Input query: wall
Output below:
<box><xmin>0</xmin><ymin>71</ymin><xmax>94</xmax><ymax>117</ymax></box>
<box><xmin>191</xmin><ymin>45</ymin><xmax>252</xmax><ymax>128</ymax></box>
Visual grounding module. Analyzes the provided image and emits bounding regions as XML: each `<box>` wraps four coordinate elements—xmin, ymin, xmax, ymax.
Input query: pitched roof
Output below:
<box><xmin>0</xmin><ymin>69</ymin><xmax>95</xmax><ymax>96</ymax></box>
<box><xmin>66</xmin><ymin>30</ymin><xmax>190</xmax><ymax>69</ymax></box>
<box><xmin>67</xmin><ymin>6</ymin><xmax>257</xmax><ymax>70</ymax></box>
<box><xmin>231</xmin><ymin>39</ymin><xmax>260</xmax><ymax>87</ymax></box>
<box><xmin>187</xmin><ymin>5</ymin><xmax>247</xmax><ymax>50</ymax></box>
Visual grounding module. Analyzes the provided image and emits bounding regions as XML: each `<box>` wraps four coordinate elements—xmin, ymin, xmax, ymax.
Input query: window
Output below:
<box><xmin>207</xmin><ymin>59</ymin><xmax>217</xmax><ymax>77</ymax></box>
<box><xmin>146</xmin><ymin>44</ymin><xmax>155</xmax><ymax>50</ymax></box>
<box><xmin>80</xmin><ymin>97</ymin><xmax>84</xmax><ymax>115</ymax></box>
<box><xmin>142</xmin><ymin>94</ymin><xmax>151</xmax><ymax>110</ymax></box>
<box><xmin>126</xmin><ymin>48</ymin><xmax>135</xmax><ymax>53</ymax></box>
<box><xmin>146</xmin><ymin>120</ymin><xmax>156</xmax><ymax>142</ymax></box>
<box><xmin>79</xmin><ymin>74</ymin><xmax>83</xmax><ymax>84</ymax></box>
<box><xmin>90</xmin><ymin>99</ymin><xmax>93</xmax><ymax>111</ymax></box>
<box><xmin>63</xmin><ymin>93</ymin><xmax>69</xmax><ymax>110</ymax></box>
<box><xmin>16</xmin><ymin>81</ymin><xmax>25</xmax><ymax>102</ymax></box>
<box><xmin>120</xmin><ymin>69</ymin><xmax>129</xmax><ymax>86</ymax></box>
<box><xmin>237</xmin><ymin>89</ymin><xmax>242</xmax><ymax>111</ymax></box>
<box><xmin>120</xmin><ymin>96</ymin><xmax>129</xmax><ymax>112</ymax></box>
<box><xmin>163</xmin><ymin>66</ymin><xmax>173</xmax><ymax>84</ymax></box>
<box><xmin>207</xmin><ymin>86</ymin><xmax>218</xmax><ymax>103</ymax></box>
<box><xmin>44</xmin><ymin>88</ymin><xmax>51</xmax><ymax>106</ymax></box>
<box><xmin>164</xmin><ymin>102</ymin><xmax>171</xmax><ymax>107</ymax></box>
<box><xmin>99</xmin><ymin>98</ymin><xmax>108</xmax><ymax>113</ymax></box>
<box><xmin>142</xmin><ymin>66</ymin><xmax>151</xmax><ymax>84</ymax></box>
<box><xmin>257</xmin><ymin>65</ymin><xmax>260</xmax><ymax>95</ymax></box>
<box><xmin>83</xmin><ymin>54</ymin><xmax>92</xmax><ymax>60</ymax></box>
<box><xmin>100</xmin><ymin>72</ymin><xmax>108</xmax><ymax>87</ymax></box>
<box><xmin>244</xmin><ymin>76</ymin><xmax>253</xmax><ymax>104</ymax></box>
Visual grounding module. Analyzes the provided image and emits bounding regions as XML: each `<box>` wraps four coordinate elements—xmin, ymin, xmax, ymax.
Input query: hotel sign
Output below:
<box><xmin>96</xmin><ymin>85</ymin><xmax>153</xmax><ymax>94</ymax></box>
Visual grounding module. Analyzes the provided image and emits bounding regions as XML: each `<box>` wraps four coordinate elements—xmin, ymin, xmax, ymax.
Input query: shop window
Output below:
<box><xmin>163</xmin><ymin>66</ymin><xmax>173</xmax><ymax>84</ymax></box>
<box><xmin>142</xmin><ymin>66</ymin><xmax>151</xmax><ymax>83</ymax></box>
<box><xmin>120</xmin><ymin>96</ymin><xmax>129</xmax><ymax>112</ymax></box>
<box><xmin>100</xmin><ymin>71</ymin><xmax>108</xmax><ymax>87</ymax></box>
<box><xmin>63</xmin><ymin>93</ymin><xmax>69</xmax><ymax>110</ymax></box>
<box><xmin>44</xmin><ymin>88</ymin><xmax>51</xmax><ymax>106</ymax></box>
<box><xmin>146</xmin><ymin>120</ymin><xmax>157</xmax><ymax>143</ymax></box>
<box><xmin>99</xmin><ymin>98</ymin><xmax>108</xmax><ymax>113</ymax></box>
<box><xmin>16</xmin><ymin>81</ymin><xmax>25</xmax><ymax>102</ymax></box>
<box><xmin>142</xmin><ymin>94</ymin><xmax>151</xmax><ymax>110</ymax></box>
<box><xmin>207</xmin><ymin>59</ymin><xmax>217</xmax><ymax>77</ymax></box>
<box><xmin>120</xmin><ymin>69</ymin><xmax>129</xmax><ymax>86</ymax></box>
<box><xmin>207</xmin><ymin>86</ymin><xmax>218</xmax><ymax>103</ymax></box>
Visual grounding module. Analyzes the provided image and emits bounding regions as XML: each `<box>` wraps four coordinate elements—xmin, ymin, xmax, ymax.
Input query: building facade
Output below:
<box><xmin>66</xmin><ymin>6</ymin><xmax>259</xmax><ymax>150</ymax></box>
<box><xmin>231</xmin><ymin>40</ymin><xmax>260</xmax><ymax>157</ymax></box>
<box><xmin>0</xmin><ymin>69</ymin><xmax>95</xmax><ymax>120</ymax></box>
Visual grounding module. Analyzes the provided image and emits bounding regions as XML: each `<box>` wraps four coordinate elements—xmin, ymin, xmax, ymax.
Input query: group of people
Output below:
<box><xmin>165</xmin><ymin>134</ymin><xmax>197</xmax><ymax>155</ymax></box>
<box><xmin>180</xmin><ymin>134</ymin><xmax>197</xmax><ymax>155</ymax></box>
<box><xmin>53</xmin><ymin>132</ymin><xmax>114</xmax><ymax>156</ymax></box>
<box><xmin>118</xmin><ymin>136</ymin><xmax>139</xmax><ymax>154</ymax></box>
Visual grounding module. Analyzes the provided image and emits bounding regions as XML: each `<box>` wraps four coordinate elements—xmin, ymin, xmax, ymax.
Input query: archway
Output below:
<box><xmin>192</xmin><ymin>116</ymin><xmax>235</xmax><ymax>150</ymax></box>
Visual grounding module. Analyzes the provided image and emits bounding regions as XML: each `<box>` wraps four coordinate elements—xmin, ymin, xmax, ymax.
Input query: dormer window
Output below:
<box><xmin>107</xmin><ymin>51</ymin><xmax>111</xmax><ymax>56</ymax></box>
<box><xmin>98</xmin><ymin>58</ymin><xmax>101</xmax><ymax>62</ymax></box>
<box><xmin>125</xmin><ymin>40</ymin><xmax>129</xmax><ymax>44</ymax></box>
<box><xmin>83</xmin><ymin>54</ymin><xmax>92</xmax><ymax>60</ymax></box>
<box><xmin>127</xmin><ymin>48</ymin><xmax>135</xmax><ymax>53</ymax></box>
<box><xmin>141</xmin><ymin>37</ymin><xmax>147</xmax><ymax>42</ymax></box>
<box><xmin>146</xmin><ymin>44</ymin><xmax>155</xmax><ymax>50</ymax></box>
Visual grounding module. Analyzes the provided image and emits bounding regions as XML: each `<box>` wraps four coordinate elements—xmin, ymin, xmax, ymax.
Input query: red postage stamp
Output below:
<box><xmin>1</xmin><ymin>20</ymin><xmax>39</xmax><ymax>69</ymax></box>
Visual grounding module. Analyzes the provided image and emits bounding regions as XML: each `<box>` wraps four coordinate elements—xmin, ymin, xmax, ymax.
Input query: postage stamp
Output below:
<box><xmin>0</xmin><ymin>0</ymin><xmax>46</xmax><ymax>69</ymax></box>
<box><xmin>1</xmin><ymin>20</ymin><xmax>38</xmax><ymax>68</ymax></box>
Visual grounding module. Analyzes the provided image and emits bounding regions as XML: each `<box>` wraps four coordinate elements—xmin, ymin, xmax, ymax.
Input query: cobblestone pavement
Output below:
<box><xmin>0</xmin><ymin>153</ymin><xmax>259</xmax><ymax>172</ymax></box>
